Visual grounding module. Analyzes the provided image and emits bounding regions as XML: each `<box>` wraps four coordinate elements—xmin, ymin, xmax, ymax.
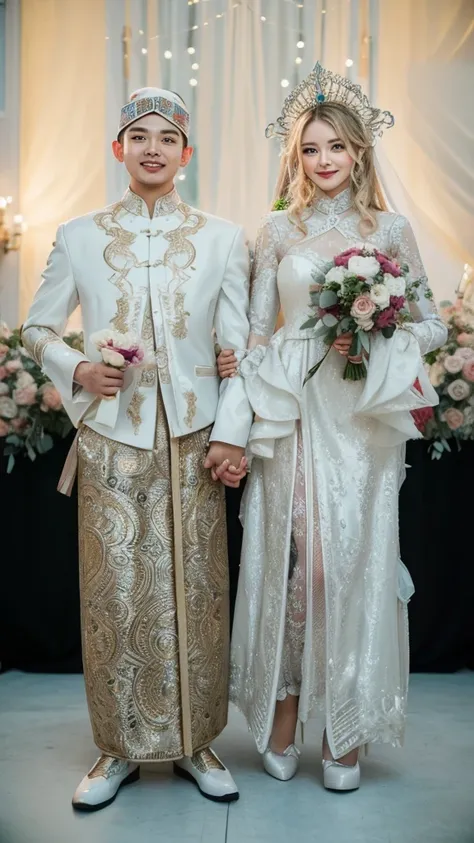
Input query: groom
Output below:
<box><xmin>22</xmin><ymin>88</ymin><xmax>251</xmax><ymax>810</ymax></box>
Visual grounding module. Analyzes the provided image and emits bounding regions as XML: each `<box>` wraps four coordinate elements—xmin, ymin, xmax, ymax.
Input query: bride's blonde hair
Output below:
<box><xmin>273</xmin><ymin>102</ymin><xmax>387</xmax><ymax>233</ymax></box>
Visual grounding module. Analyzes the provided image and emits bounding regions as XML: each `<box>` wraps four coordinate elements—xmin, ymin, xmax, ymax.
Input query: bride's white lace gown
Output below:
<box><xmin>230</xmin><ymin>189</ymin><xmax>447</xmax><ymax>759</ymax></box>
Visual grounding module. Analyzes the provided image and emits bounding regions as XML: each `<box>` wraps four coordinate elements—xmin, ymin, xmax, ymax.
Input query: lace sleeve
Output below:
<box><xmin>248</xmin><ymin>215</ymin><xmax>281</xmax><ymax>349</ymax></box>
<box><xmin>390</xmin><ymin>215</ymin><xmax>447</xmax><ymax>354</ymax></box>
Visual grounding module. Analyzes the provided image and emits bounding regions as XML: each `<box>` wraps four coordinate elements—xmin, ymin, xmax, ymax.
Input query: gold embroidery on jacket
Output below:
<box><xmin>184</xmin><ymin>391</ymin><xmax>197</xmax><ymax>428</ymax></box>
<box><xmin>159</xmin><ymin>204</ymin><xmax>207</xmax><ymax>340</ymax></box>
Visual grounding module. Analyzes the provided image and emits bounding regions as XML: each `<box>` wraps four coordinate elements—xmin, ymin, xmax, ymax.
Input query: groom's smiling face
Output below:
<box><xmin>113</xmin><ymin>113</ymin><xmax>193</xmax><ymax>190</ymax></box>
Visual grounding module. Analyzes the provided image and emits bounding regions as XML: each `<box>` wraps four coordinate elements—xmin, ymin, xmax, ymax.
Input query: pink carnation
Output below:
<box><xmin>13</xmin><ymin>385</ymin><xmax>37</xmax><ymax>406</ymax></box>
<box><xmin>40</xmin><ymin>383</ymin><xmax>63</xmax><ymax>410</ymax></box>
<box><xmin>334</xmin><ymin>247</ymin><xmax>363</xmax><ymax>268</ymax></box>
<box><xmin>462</xmin><ymin>360</ymin><xmax>474</xmax><ymax>383</ymax></box>
<box><xmin>443</xmin><ymin>408</ymin><xmax>465</xmax><ymax>430</ymax></box>
<box><xmin>5</xmin><ymin>359</ymin><xmax>22</xmax><ymax>374</ymax></box>
<box><xmin>0</xmin><ymin>418</ymin><xmax>10</xmax><ymax>437</ymax></box>
<box><xmin>375</xmin><ymin>307</ymin><xmax>397</xmax><ymax>329</ymax></box>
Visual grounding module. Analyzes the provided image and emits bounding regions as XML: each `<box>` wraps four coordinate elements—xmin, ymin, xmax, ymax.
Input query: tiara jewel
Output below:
<box><xmin>266</xmin><ymin>62</ymin><xmax>394</xmax><ymax>146</ymax></box>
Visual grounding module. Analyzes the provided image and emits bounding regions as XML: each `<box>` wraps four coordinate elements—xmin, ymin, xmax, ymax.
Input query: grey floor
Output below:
<box><xmin>0</xmin><ymin>672</ymin><xmax>473</xmax><ymax>843</ymax></box>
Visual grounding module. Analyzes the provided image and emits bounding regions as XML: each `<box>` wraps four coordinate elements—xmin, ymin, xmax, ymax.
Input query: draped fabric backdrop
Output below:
<box><xmin>17</xmin><ymin>0</ymin><xmax>473</xmax><ymax>318</ymax></box>
<box><xmin>18</xmin><ymin>0</ymin><xmax>106</xmax><ymax>325</ymax></box>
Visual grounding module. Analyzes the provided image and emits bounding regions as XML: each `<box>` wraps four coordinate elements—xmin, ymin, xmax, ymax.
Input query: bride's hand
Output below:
<box><xmin>217</xmin><ymin>348</ymin><xmax>238</xmax><ymax>378</ymax></box>
<box><xmin>333</xmin><ymin>332</ymin><xmax>353</xmax><ymax>356</ymax></box>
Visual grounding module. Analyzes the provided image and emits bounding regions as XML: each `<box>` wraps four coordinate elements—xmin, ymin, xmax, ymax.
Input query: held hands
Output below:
<box><xmin>332</xmin><ymin>332</ymin><xmax>353</xmax><ymax>357</ymax></box>
<box><xmin>217</xmin><ymin>349</ymin><xmax>238</xmax><ymax>379</ymax></box>
<box><xmin>74</xmin><ymin>361</ymin><xmax>124</xmax><ymax>399</ymax></box>
<box><xmin>204</xmin><ymin>442</ymin><xmax>247</xmax><ymax>489</ymax></box>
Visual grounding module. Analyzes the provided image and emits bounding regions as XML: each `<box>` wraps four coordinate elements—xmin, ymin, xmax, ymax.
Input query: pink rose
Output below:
<box><xmin>40</xmin><ymin>383</ymin><xmax>63</xmax><ymax>410</ymax></box>
<box><xmin>390</xmin><ymin>296</ymin><xmax>405</xmax><ymax>311</ymax></box>
<box><xmin>443</xmin><ymin>355</ymin><xmax>464</xmax><ymax>374</ymax></box>
<box><xmin>443</xmin><ymin>408</ymin><xmax>464</xmax><ymax>430</ymax></box>
<box><xmin>0</xmin><ymin>366</ymin><xmax>6</xmax><ymax>381</ymax></box>
<box><xmin>457</xmin><ymin>332</ymin><xmax>474</xmax><ymax>348</ymax></box>
<box><xmin>5</xmin><ymin>359</ymin><xmax>22</xmax><ymax>374</ymax></box>
<box><xmin>0</xmin><ymin>323</ymin><xmax>12</xmax><ymax>340</ymax></box>
<box><xmin>447</xmin><ymin>379</ymin><xmax>470</xmax><ymax>402</ymax></box>
<box><xmin>0</xmin><ymin>418</ymin><xmax>10</xmax><ymax>437</ymax></box>
<box><xmin>454</xmin><ymin>348</ymin><xmax>474</xmax><ymax>362</ymax></box>
<box><xmin>462</xmin><ymin>360</ymin><xmax>474</xmax><ymax>383</ymax></box>
<box><xmin>13</xmin><ymin>384</ymin><xmax>37</xmax><ymax>406</ymax></box>
<box><xmin>334</xmin><ymin>247</ymin><xmax>363</xmax><ymax>268</ymax></box>
<box><xmin>375</xmin><ymin>307</ymin><xmax>397</xmax><ymax>329</ymax></box>
<box><xmin>0</xmin><ymin>343</ymin><xmax>8</xmax><ymax>362</ymax></box>
<box><xmin>350</xmin><ymin>295</ymin><xmax>376</xmax><ymax>330</ymax></box>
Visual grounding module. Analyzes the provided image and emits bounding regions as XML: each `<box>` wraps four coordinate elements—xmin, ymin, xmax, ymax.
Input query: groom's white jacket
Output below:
<box><xmin>22</xmin><ymin>188</ymin><xmax>253</xmax><ymax>448</ymax></box>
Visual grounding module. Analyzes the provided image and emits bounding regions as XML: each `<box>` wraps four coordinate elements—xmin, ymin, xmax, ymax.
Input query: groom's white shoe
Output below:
<box><xmin>174</xmin><ymin>747</ymin><xmax>239</xmax><ymax>802</ymax></box>
<box><xmin>72</xmin><ymin>755</ymin><xmax>140</xmax><ymax>812</ymax></box>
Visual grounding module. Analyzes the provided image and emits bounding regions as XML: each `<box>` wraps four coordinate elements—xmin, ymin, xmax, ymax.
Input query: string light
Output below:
<box><xmin>141</xmin><ymin>48</ymin><xmax>147</xmax><ymax>54</ymax></box>
<box><xmin>261</xmin><ymin>16</ymin><xmax>266</xmax><ymax>21</ymax></box>
<box><xmin>189</xmin><ymin>78</ymin><xmax>198</xmax><ymax>86</ymax></box>
<box><xmin>187</xmin><ymin>46</ymin><xmax>196</xmax><ymax>54</ymax></box>
<box><xmin>191</xmin><ymin>62</ymin><xmax>200</xmax><ymax>70</ymax></box>
<box><xmin>295</xmin><ymin>56</ymin><xmax>302</xmax><ymax>64</ymax></box>
<box><xmin>138</xmin><ymin>29</ymin><xmax>144</xmax><ymax>35</ymax></box>
<box><xmin>345</xmin><ymin>58</ymin><xmax>354</xmax><ymax>67</ymax></box>
<box><xmin>281</xmin><ymin>79</ymin><xmax>290</xmax><ymax>88</ymax></box>
<box><xmin>178</xmin><ymin>173</ymin><xmax>187</xmax><ymax>180</ymax></box>
<box><xmin>216</xmin><ymin>13</ymin><xmax>223</xmax><ymax>18</ymax></box>
<box><xmin>192</xmin><ymin>25</ymin><xmax>199</xmax><ymax>31</ymax></box>
<box><xmin>297</xmin><ymin>40</ymin><xmax>304</xmax><ymax>48</ymax></box>
<box><xmin>164</xmin><ymin>50</ymin><xmax>172</xmax><ymax>59</ymax></box>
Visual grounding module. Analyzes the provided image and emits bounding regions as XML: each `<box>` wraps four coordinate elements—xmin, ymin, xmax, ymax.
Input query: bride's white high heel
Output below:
<box><xmin>263</xmin><ymin>744</ymin><xmax>301</xmax><ymax>781</ymax></box>
<box><xmin>322</xmin><ymin>758</ymin><xmax>360</xmax><ymax>791</ymax></box>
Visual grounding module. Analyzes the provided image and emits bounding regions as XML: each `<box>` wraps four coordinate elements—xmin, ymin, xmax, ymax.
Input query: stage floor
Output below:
<box><xmin>0</xmin><ymin>672</ymin><xmax>473</xmax><ymax>843</ymax></box>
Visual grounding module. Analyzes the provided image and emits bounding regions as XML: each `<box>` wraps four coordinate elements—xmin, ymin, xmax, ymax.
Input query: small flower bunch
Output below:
<box><xmin>301</xmin><ymin>245</ymin><xmax>427</xmax><ymax>383</ymax></box>
<box><xmin>424</xmin><ymin>301</ymin><xmax>474</xmax><ymax>458</ymax></box>
<box><xmin>0</xmin><ymin>324</ymin><xmax>83</xmax><ymax>472</ymax></box>
<box><xmin>90</xmin><ymin>329</ymin><xmax>147</xmax><ymax>428</ymax></box>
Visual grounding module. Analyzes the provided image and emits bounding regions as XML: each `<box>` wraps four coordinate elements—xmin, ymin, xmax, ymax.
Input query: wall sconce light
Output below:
<box><xmin>0</xmin><ymin>196</ymin><xmax>26</xmax><ymax>253</ymax></box>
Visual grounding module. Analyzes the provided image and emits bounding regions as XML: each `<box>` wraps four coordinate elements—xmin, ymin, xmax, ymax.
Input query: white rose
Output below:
<box><xmin>356</xmin><ymin>317</ymin><xmax>375</xmax><ymax>332</ymax></box>
<box><xmin>101</xmin><ymin>347</ymin><xmax>125</xmax><ymax>368</ymax></box>
<box><xmin>463</xmin><ymin>406</ymin><xmax>474</xmax><ymax>425</ymax></box>
<box><xmin>16</xmin><ymin>370</ymin><xmax>35</xmax><ymax>388</ymax></box>
<box><xmin>347</xmin><ymin>255</ymin><xmax>381</xmax><ymax>278</ymax></box>
<box><xmin>369</xmin><ymin>284</ymin><xmax>391</xmax><ymax>309</ymax></box>
<box><xmin>325</xmin><ymin>266</ymin><xmax>347</xmax><ymax>286</ymax></box>
<box><xmin>454</xmin><ymin>347</ymin><xmax>474</xmax><ymax>362</ymax></box>
<box><xmin>447</xmin><ymin>379</ymin><xmax>470</xmax><ymax>401</ymax></box>
<box><xmin>443</xmin><ymin>355</ymin><xmax>463</xmax><ymax>374</ymax></box>
<box><xmin>383</xmin><ymin>273</ymin><xmax>406</xmax><ymax>297</ymax></box>
<box><xmin>0</xmin><ymin>396</ymin><xmax>18</xmax><ymax>419</ymax></box>
<box><xmin>0</xmin><ymin>382</ymin><xmax>9</xmax><ymax>396</ymax></box>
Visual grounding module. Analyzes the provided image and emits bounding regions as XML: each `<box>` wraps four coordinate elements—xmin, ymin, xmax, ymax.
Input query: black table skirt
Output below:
<box><xmin>1</xmin><ymin>436</ymin><xmax>473</xmax><ymax>674</ymax></box>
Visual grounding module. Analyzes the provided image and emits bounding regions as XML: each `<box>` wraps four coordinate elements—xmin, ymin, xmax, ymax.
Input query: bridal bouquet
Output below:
<box><xmin>301</xmin><ymin>245</ymin><xmax>422</xmax><ymax>383</ymax></box>
<box><xmin>90</xmin><ymin>329</ymin><xmax>147</xmax><ymax>427</ymax></box>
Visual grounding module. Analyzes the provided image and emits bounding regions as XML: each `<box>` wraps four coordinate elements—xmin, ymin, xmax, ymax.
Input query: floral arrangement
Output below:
<box><xmin>0</xmin><ymin>322</ymin><xmax>83</xmax><ymax>472</ymax></box>
<box><xmin>424</xmin><ymin>301</ymin><xmax>474</xmax><ymax>458</ymax></box>
<box><xmin>90</xmin><ymin>329</ymin><xmax>147</xmax><ymax>428</ymax></box>
<box><xmin>301</xmin><ymin>245</ymin><xmax>430</xmax><ymax>382</ymax></box>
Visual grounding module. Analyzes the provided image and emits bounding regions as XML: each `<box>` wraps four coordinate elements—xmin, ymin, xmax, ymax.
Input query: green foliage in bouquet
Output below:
<box><xmin>273</xmin><ymin>197</ymin><xmax>289</xmax><ymax>211</ymax></box>
<box><xmin>423</xmin><ymin>302</ymin><xmax>474</xmax><ymax>459</ymax></box>
<box><xmin>0</xmin><ymin>323</ymin><xmax>84</xmax><ymax>472</ymax></box>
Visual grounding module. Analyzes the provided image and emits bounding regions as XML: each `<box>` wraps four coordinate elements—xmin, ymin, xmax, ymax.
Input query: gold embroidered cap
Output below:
<box><xmin>118</xmin><ymin>87</ymin><xmax>190</xmax><ymax>142</ymax></box>
<box><xmin>266</xmin><ymin>62</ymin><xmax>394</xmax><ymax>147</ymax></box>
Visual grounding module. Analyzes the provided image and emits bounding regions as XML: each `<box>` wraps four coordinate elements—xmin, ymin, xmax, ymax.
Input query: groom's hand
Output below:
<box><xmin>204</xmin><ymin>442</ymin><xmax>247</xmax><ymax>488</ymax></box>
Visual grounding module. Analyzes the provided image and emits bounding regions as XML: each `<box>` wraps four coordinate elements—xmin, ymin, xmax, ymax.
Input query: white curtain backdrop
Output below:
<box><xmin>16</xmin><ymin>0</ymin><xmax>473</xmax><ymax>317</ymax></box>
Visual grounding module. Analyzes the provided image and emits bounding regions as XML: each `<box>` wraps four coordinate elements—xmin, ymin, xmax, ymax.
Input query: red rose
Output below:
<box><xmin>375</xmin><ymin>307</ymin><xmax>397</xmax><ymax>329</ymax></box>
<box><xmin>390</xmin><ymin>295</ymin><xmax>405</xmax><ymax>311</ymax></box>
<box><xmin>379</xmin><ymin>258</ymin><xmax>402</xmax><ymax>277</ymax></box>
<box><xmin>411</xmin><ymin>406</ymin><xmax>434</xmax><ymax>432</ymax></box>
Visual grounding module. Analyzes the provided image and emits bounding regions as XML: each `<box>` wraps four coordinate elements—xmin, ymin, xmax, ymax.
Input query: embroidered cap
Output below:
<box><xmin>118</xmin><ymin>87</ymin><xmax>190</xmax><ymax>142</ymax></box>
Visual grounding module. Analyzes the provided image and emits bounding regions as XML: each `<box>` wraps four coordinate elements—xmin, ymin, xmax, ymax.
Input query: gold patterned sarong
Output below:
<box><xmin>77</xmin><ymin>385</ymin><xmax>229</xmax><ymax>762</ymax></box>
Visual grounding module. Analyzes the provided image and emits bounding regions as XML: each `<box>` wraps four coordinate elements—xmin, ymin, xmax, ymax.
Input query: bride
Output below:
<box><xmin>217</xmin><ymin>64</ymin><xmax>447</xmax><ymax>791</ymax></box>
